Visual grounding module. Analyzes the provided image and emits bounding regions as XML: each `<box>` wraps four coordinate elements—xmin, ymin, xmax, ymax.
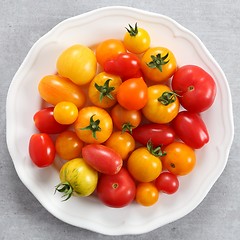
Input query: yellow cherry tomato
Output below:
<box><xmin>142</xmin><ymin>84</ymin><xmax>180</xmax><ymax>124</ymax></box>
<box><xmin>141</xmin><ymin>47</ymin><xmax>177</xmax><ymax>82</ymax></box>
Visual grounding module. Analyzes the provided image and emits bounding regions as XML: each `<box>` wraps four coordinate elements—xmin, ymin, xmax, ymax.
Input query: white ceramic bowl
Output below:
<box><xmin>6</xmin><ymin>6</ymin><xmax>234</xmax><ymax>235</ymax></box>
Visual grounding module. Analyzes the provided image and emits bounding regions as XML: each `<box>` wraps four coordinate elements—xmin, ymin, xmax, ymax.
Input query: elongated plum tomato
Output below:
<box><xmin>38</xmin><ymin>75</ymin><xmax>85</xmax><ymax>108</ymax></box>
<box><xmin>82</xmin><ymin>144</ymin><xmax>123</xmax><ymax>175</ymax></box>
<box><xmin>56</xmin><ymin>44</ymin><xmax>97</xmax><ymax>86</ymax></box>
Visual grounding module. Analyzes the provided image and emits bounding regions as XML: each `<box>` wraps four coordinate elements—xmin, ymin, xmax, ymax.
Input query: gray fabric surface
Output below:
<box><xmin>1</xmin><ymin>0</ymin><xmax>239</xmax><ymax>239</ymax></box>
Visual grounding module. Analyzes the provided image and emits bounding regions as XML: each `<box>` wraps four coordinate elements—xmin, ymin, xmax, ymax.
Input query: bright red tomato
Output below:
<box><xmin>82</xmin><ymin>144</ymin><xmax>123</xmax><ymax>175</ymax></box>
<box><xmin>29</xmin><ymin>133</ymin><xmax>56</xmax><ymax>167</ymax></box>
<box><xmin>33</xmin><ymin>107</ymin><xmax>69</xmax><ymax>134</ymax></box>
<box><xmin>97</xmin><ymin>168</ymin><xmax>136</xmax><ymax>208</ymax></box>
<box><xmin>155</xmin><ymin>171</ymin><xmax>179</xmax><ymax>194</ymax></box>
<box><xmin>171</xmin><ymin>65</ymin><xmax>216</xmax><ymax>113</ymax></box>
<box><xmin>171</xmin><ymin>111</ymin><xmax>209</xmax><ymax>149</ymax></box>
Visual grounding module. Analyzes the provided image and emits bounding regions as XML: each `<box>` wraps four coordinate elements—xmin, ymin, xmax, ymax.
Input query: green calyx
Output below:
<box><xmin>94</xmin><ymin>79</ymin><xmax>115</xmax><ymax>102</ymax></box>
<box><xmin>122</xmin><ymin>122</ymin><xmax>135</xmax><ymax>134</ymax></box>
<box><xmin>55</xmin><ymin>181</ymin><xmax>73</xmax><ymax>201</ymax></box>
<box><xmin>158</xmin><ymin>91</ymin><xmax>180</xmax><ymax>106</ymax></box>
<box><xmin>80</xmin><ymin>114</ymin><xmax>101</xmax><ymax>139</ymax></box>
<box><xmin>126</xmin><ymin>22</ymin><xmax>138</xmax><ymax>36</ymax></box>
<box><xmin>146</xmin><ymin>52</ymin><xmax>169</xmax><ymax>72</ymax></box>
<box><xmin>147</xmin><ymin>140</ymin><xmax>166</xmax><ymax>157</ymax></box>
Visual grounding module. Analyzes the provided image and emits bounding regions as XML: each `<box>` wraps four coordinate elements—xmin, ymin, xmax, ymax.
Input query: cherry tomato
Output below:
<box><xmin>171</xmin><ymin>111</ymin><xmax>209</xmax><ymax>149</ymax></box>
<box><xmin>105</xmin><ymin>131</ymin><xmax>135</xmax><ymax>160</ymax></box>
<box><xmin>123</xmin><ymin>23</ymin><xmax>151</xmax><ymax>54</ymax></box>
<box><xmin>74</xmin><ymin>106</ymin><xmax>113</xmax><ymax>144</ymax></box>
<box><xmin>135</xmin><ymin>182</ymin><xmax>159</xmax><ymax>207</ymax></box>
<box><xmin>103</xmin><ymin>52</ymin><xmax>142</xmax><ymax>81</ymax></box>
<box><xmin>97</xmin><ymin>168</ymin><xmax>136</xmax><ymax>208</ymax></box>
<box><xmin>132</xmin><ymin>123</ymin><xmax>176</xmax><ymax>147</ymax></box>
<box><xmin>56</xmin><ymin>44</ymin><xmax>97</xmax><ymax>85</ymax></box>
<box><xmin>33</xmin><ymin>107</ymin><xmax>69</xmax><ymax>134</ymax></box>
<box><xmin>96</xmin><ymin>39</ymin><xmax>126</xmax><ymax>66</ymax></box>
<box><xmin>141</xmin><ymin>47</ymin><xmax>177</xmax><ymax>82</ymax></box>
<box><xmin>53</xmin><ymin>101</ymin><xmax>78</xmax><ymax>125</ymax></box>
<box><xmin>161</xmin><ymin>142</ymin><xmax>196</xmax><ymax>176</ymax></box>
<box><xmin>29</xmin><ymin>133</ymin><xmax>55</xmax><ymax>167</ymax></box>
<box><xmin>171</xmin><ymin>65</ymin><xmax>216</xmax><ymax>113</ymax></box>
<box><xmin>55</xmin><ymin>130</ymin><xmax>83</xmax><ymax>160</ymax></box>
<box><xmin>38</xmin><ymin>75</ymin><xmax>85</xmax><ymax>108</ymax></box>
<box><xmin>155</xmin><ymin>172</ymin><xmax>179</xmax><ymax>194</ymax></box>
<box><xmin>117</xmin><ymin>77</ymin><xmax>148</xmax><ymax>110</ymax></box>
<box><xmin>88</xmin><ymin>72</ymin><xmax>122</xmax><ymax>108</ymax></box>
<box><xmin>142</xmin><ymin>84</ymin><xmax>180</xmax><ymax>124</ymax></box>
<box><xmin>111</xmin><ymin>104</ymin><xmax>142</xmax><ymax>132</ymax></box>
<box><xmin>82</xmin><ymin>144</ymin><xmax>123</xmax><ymax>175</ymax></box>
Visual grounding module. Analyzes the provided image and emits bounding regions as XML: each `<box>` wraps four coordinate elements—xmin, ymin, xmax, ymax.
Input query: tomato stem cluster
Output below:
<box><xmin>147</xmin><ymin>140</ymin><xmax>166</xmax><ymax>157</ymax></box>
<box><xmin>94</xmin><ymin>79</ymin><xmax>115</xmax><ymax>102</ymax></box>
<box><xmin>55</xmin><ymin>181</ymin><xmax>73</xmax><ymax>201</ymax></box>
<box><xmin>125</xmin><ymin>22</ymin><xmax>138</xmax><ymax>36</ymax></box>
<box><xmin>158</xmin><ymin>91</ymin><xmax>179</xmax><ymax>106</ymax></box>
<box><xmin>147</xmin><ymin>53</ymin><xmax>169</xmax><ymax>72</ymax></box>
<box><xmin>80</xmin><ymin>115</ymin><xmax>101</xmax><ymax>139</ymax></box>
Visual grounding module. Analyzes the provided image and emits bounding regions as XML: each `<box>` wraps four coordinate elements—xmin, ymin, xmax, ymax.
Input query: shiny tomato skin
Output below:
<box><xmin>171</xmin><ymin>65</ymin><xmax>216</xmax><ymax>113</ymax></box>
<box><xmin>97</xmin><ymin>168</ymin><xmax>136</xmax><ymax>208</ymax></box>
<box><xmin>171</xmin><ymin>111</ymin><xmax>209</xmax><ymax>149</ymax></box>
<box><xmin>33</xmin><ymin>107</ymin><xmax>69</xmax><ymax>134</ymax></box>
<box><xmin>29</xmin><ymin>133</ymin><xmax>55</xmax><ymax>167</ymax></box>
<box><xmin>82</xmin><ymin>144</ymin><xmax>123</xmax><ymax>175</ymax></box>
<box><xmin>155</xmin><ymin>171</ymin><xmax>179</xmax><ymax>194</ymax></box>
<box><xmin>132</xmin><ymin>123</ymin><xmax>175</xmax><ymax>147</ymax></box>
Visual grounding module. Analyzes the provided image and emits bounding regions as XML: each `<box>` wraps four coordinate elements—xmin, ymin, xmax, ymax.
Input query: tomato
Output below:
<box><xmin>97</xmin><ymin>168</ymin><xmax>136</xmax><ymax>208</ymax></box>
<box><xmin>171</xmin><ymin>111</ymin><xmax>209</xmax><ymax>149</ymax></box>
<box><xmin>161</xmin><ymin>142</ymin><xmax>196</xmax><ymax>176</ymax></box>
<box><xmin>56</xmin><ymin>44</ymin><xmax>97</xmax><ymax>85</ymax></box>
<box><xmin>171</xmin><ymin>65</ymin><xmax>216</xmax><ymax>113</ymax></box>
<box><xmin>96</xmin><ymin>39</ymin><xmax>126</xmax><ymax>66</ymax></box>
<box><xmin>155</xmin><ymin>172</ymin><xmax>179</xmax><ymax>194</ymax></box>
<box><xmin>55</xmin><ymin>158</ymin><xmax>98</xmax><ymax>200</ymax></box>
<box><xmin>105</xmin><ymin>131</ymin><xmax>135</xmax><ymax>160</ymax></box>
<box><xmin>33</xmin><ymin>107</ymin><xmax>69</xmax><ymax>134</ymax></box>
<box><xmin>127</xmin><ymin>142</ymin><xmax>163</xmax><ymax>182</ymax></box>
<box><xmin>88</xmin><ymin>72</ymin><xmax>122</xmax><ymax>108</ymax></box>
<box><xmin>82</xmin><ymin>144</ymin><xmax>123</xmax><ymax>175</ymax></box>
<box><xmin>29</xmin><ymin>133</ymin><xmax>55</xmax><ymax>167</ymax></box>
<box><xmin>123</xmin><ymin>23</ymin><xmax>151</xmax><ymax>54</ymax></box>
<box><xmin>132</xmin><ymin>123</ymin><xmax>176</xmax><ymax>147</ymax></box>
<box><xmin>55</xmin><ymin>130</ymin><xmax>83</xmax><ymax>160</ymax></box>
<box><xmin>103</xmin><ymin>52</ymin><xmax>142</xmax><ymax>81</ymax></box>
<box><xmin>111</xmin><ymin>104</ymin><xmax>141</xmax><ymax>133</ymax></box>
<box><xmin>135</xmin><ymin>182</ymin><xmax>159</xmax><ymax>207</ymax></box>
<box><xmin>74</xmin><ymin>106</ymin><xmax>113</xmax><ymax>143</ymax></box>
<box><xmin>117</xmin><ymin>77</ymin><xmax>148</xmax><ymax>110</ymax></box>
<box><xmin>53</xmin><ymin>101</ymin><xmax>78</xmax><ymax>125</ymax></box>
<box><xmin>38</xmin><ymin>75</ymin><xmax>85</xmax><ymax>108</ymax></box>
<box><xmin>142</xmin><ymin>84</ymin><xmax>180</xmax><ymax>124</ymax></box>
<box><xmin>141</xmin><ymin>47</ymin><xmax>177</xmax><ymax>83</ymax></box>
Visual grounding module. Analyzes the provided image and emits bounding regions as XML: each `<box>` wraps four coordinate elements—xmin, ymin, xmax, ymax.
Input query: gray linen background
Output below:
<box><xmin>0</xmin><ymin>0</ymin><xmax>239</xmax><ymax>239</ymax></box>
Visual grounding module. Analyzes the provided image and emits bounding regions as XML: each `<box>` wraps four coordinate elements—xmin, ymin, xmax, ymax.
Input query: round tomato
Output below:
<box><xmin>135</xmin><ymin>182</ymin><xmax>159</xmax><ymax>207</ymax></box>
<box><xmin>161</xmin><ymin>142</ymin><xmax>196</xmax><ymax>176</ymax></box>
<box><xmin>123</xmin><ymin>23</ymin><xmax>151</xmax><ymax>54</ymax></box>
<box><xmin>74</xmin><ymin>106</ymin><xmax>113</xmax><ymax>143</ymax></box>
<box><xmin>141</xmin><ymin>47</ymin><xmax>177</xmax><ymax>82</ymax></box>
<box><xmin>55</xmin><ymin>130</ymin><xmax>83</xmax><ymax>161</ymax></box>
<box><xmin>155</xmin><ymin>171</ymin><xmax>179</xmax><ymax>194</ymax></box>
<box><xmin>97</xmin><ymin>168</ymin><xmax>136</xmax><ymax>208</ymax></box>
<box><xmin>38</xmin><ymin>75</ymin><xmax>85</xmax><ymax>108</ymax></box>
<box><xmin>56</xmin><ymin>44</ymin><xmax>97</xmax><ymax>85</ymax></box>
<box><xmin>88</xmin><ymin>72</ymin><xmax>122</xmax><ymax>108</ymax></box>
<box><xmin>117</xmin><ymin>77</ymin><xmax>148</xmax><ymax>110</ymax></box>
<box><xmin>96</xmin><ymin>39</ymin><xmax>126</xmax><ymax>66</ymax></box>
<box><xmin>111</xmin><ymin>104</ymin><xmax>141</xmax><ymax>133</ymax></box>
<box><xmin>105</xmin><ymin>131</ymin><xmax>135</xmax><ymax>160</ymax></box>
<box><xmin>142</xmin><ymin>84</ymin><xmax>180</xmax><ymax>124</ymax></box>
<box><xmin>171</xmin><ymin>65</ymin><xmax>216</xmax><ymax>113</ymax></box>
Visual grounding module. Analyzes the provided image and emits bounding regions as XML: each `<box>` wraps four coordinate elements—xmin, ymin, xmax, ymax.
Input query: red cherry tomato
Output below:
<box><xmin>33</xmin><ymin>107</ymin><xmax>69</xmax><ymax>134</ymax></box>
<box><xmin>97</xmin><ymin>168</ymin><xmax>136</xmax><ymax>208</ymax></box>
<box><xmin>29</xmin><ymin>133</ymin><xmax>56</xmax><ymax>167</ymax></box>
<box><xmin>155</xmin><ymin>172</ymin><xmax>179</xmax><ymax>194</ymax></box>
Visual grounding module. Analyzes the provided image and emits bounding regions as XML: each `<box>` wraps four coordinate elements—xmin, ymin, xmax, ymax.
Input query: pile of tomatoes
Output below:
<box><xmin>29</xmin><ymin>23</ymin><xmax>216</xmax><ymax>208</ymax></box>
